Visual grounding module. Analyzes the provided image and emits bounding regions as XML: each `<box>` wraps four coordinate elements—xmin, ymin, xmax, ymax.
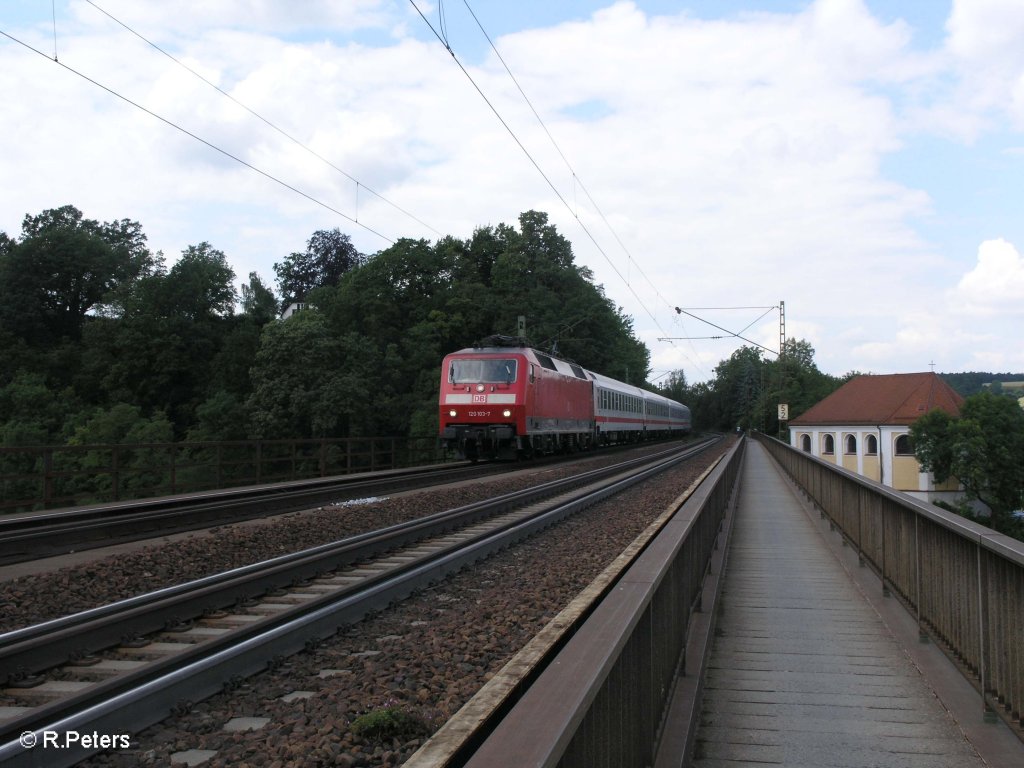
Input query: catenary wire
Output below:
<box><xmin>673</xmin><ymin>307</ymin><xmax>777</xmax><ymax>356</ymax></box>
<box><xmin>50</xmin><ymin>0</ymin><xmax>58</xmax><ymax>60</ymax></box>
<box><xmin>0</xmin><ymin>27</ymin><xmax>394</xmax><ymax>246</ymax></box>
<box><xmin>408</xmin><ymin>0</ymin><xmax>708</xmax><ymax>380</ymax></box>
<box><xmin>452</xmin><ymin>1</ymin><xmax>709</xmax><ymax>379</ymax></box>
<box><xmin>82</xmin><ymin>0</ymin><xmax>441</xmax><ymax>238</ymax></box>
<box><xmin>464</xmin><ymin>0</ymin><xmax>667</xmax><ymax>309</ymax></box>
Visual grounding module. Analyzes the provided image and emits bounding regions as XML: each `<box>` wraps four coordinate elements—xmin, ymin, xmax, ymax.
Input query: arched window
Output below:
<box><xmin>895</xmin><ymin>434</ymin><xmax>913</xmax><ymax>455</ymax></box>
<box><xmin>822</xmin><ymin>434</ymin><xmax>835</xmax><ymax>455</ymax></box>
<box><xmin>845</xmin><ymin>434</ymin><xmax>857</xmax><ymax>455</ymax></box>
<box><xmin>800</xmin><ymin>434</ymin><xmax>811</xmax><ymax>452</ymax></box>
<box><xmin>865</xmin><ymin>434</ymin><xmax>877</xmax><ymax>455</ymax></box>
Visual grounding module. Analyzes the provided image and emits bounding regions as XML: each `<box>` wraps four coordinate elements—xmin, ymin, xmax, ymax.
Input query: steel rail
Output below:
<box><xmin>0</xmin><ymin>439</ymin><xmax>716</xmax><ymax>767</ymax></box>
<box><xmin>0</xmin><ymin>440</ymin><xmax>711</xmax><ymax>681</ymax></box>
<box><xmin>0</xmin><ymin>460</ymin><xmax>503</xmax><ymax>565</ymax></box>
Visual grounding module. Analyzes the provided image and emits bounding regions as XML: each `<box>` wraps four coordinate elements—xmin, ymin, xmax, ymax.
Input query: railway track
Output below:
<box><xmin>0</xmin><ymin>438</ymin><xmax>717</xmax><ymax>767</ymax></box>
<box><xmin>0</xmin><ymin>460</ymin><xmax>510</xmax><ymax>566</ymax></box>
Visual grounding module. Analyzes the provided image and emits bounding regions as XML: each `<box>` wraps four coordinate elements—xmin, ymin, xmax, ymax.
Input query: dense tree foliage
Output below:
<box><xmin>7</xmin><ymin>205</ymin><xmax>1019</xmax><ymax>535</ymax></box>
<box><xmin>0</xmin><ymin>206</ymin><xmax>649</xmax><ymax>449</ymax></box>
<box><xmin>274</xmin><ymin>227</ymin><xmax>361</xmax><ymax>309</ymax></box>
<box><xmin>0</xmin><ymin>206</ymin><xmax>156</xmax><ymax>347</ymax></box>
<box><xmin>940</xmin><ymin>372</ymin><xmax>1024</xmax><ymax>397</ymax></box>
<box><xmin>9</xmin><ymin>203</ymin><xmax>1022</xmax><ymax>531</ymax></box>
<box><xmin>911</xmin><ymin>392</ymin><xmax>1024</xmax><ymax>537</ymax></box>
<box><xmin>663</xmin><ymin>338</ymin><xmax>844</xmax><ymax>434</ymax></box>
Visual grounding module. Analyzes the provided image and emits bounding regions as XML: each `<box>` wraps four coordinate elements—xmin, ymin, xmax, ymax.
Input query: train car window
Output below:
<box><xmin>534</xmin><ymin>353</ymin><xmax>559</xmax><ymax>371</ymax></box>
<box><xmin>451</xmin><ymin>359</ymin><xmax>518</xmax><ymax>383</ymax></box>
<box><xmin>529</xmin><ymin>364</ymin><xmax>536</xmax><ymax>383</ymax></box>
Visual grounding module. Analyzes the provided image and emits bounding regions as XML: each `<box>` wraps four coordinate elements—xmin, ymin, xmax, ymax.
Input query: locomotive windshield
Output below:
<box><xmin>450</xmin><ymin>358</ymin><xmax>518</xmax><ymax>384</ymax></box>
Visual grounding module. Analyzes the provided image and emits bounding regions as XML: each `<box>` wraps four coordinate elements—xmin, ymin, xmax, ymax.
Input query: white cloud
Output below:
<box><xmin>953</xmin><ymin>238</ymin><xmax>1024</xmax><ymax>314</ymax></box>
<box><xmin>945</xmin><ymin>0</ymin><xmax>1024</xmax><ymax>127</ymax></box>
<box><xmin>3</xmin><ymin>1</ymin><xmax>1024</xmax><ymax>382</ymax></box>
<box><xmin>68</xmin><ymin>0</ymin><xmax>397</xmax><ymax>37</ymax></box>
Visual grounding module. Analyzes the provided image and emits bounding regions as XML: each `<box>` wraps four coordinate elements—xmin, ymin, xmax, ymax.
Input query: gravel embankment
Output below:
<box><xmin>7</xmin><ymin>438</ymin><xmax>734</xmax><ymax>767</ymax></box>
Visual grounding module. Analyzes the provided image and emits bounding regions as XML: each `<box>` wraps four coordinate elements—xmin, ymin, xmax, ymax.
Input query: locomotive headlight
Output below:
<box><xmin>476</xmin><ymin>384</ymin><xmax>485</xmax><ymax>392</ymax></box>
<box><xmin>449</xmin><ymin>410</ymin><xmax>457</xmax><ymax>418</ymax></box>
<box><xmin>503</xmin><ymin>409</ymin><xmax>512</xmax><ymax>418</ymax></box>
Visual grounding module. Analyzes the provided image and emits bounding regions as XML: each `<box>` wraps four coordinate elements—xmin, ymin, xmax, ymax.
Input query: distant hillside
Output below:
<box><xmin>940</xmin><ymin>372</ymin><xmax>1024</xmax><ymax>397</ymax></box>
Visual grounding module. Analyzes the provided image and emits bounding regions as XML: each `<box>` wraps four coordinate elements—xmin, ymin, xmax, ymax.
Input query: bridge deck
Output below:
<box><xmin>692</xmin><ymin>440</ymin><xmax>986</xmax><ymax>767</ymax></box>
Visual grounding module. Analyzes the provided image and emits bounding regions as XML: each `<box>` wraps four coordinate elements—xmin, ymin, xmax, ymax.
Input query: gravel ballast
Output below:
<box><xmin>5</xmin><ymin>438</ymin><xmax>733</xmax><ymax>767</ymax></box>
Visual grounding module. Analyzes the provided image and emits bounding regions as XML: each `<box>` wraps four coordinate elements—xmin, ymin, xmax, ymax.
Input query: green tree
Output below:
<box><xmin>483</xmin><ymin>211</ymin><xmax>649</xmax><ymax>380</ymax></box>
<box><xmin>68</xmin><ymin>403</ymin><xmax>173</xmax><ymax>445</ymax></box>
<box><xmin>96</xmin><ymin>243</ymin><xmax>238</xmax><ymax>432</ymax></box>
<box><xmin>65</xmin><ymin>404</ymin><xmax>175</xmax><ymax>500</ymax></box>
<box><xmin>0</xmin><ymin>372</ymin><xmax>76</xmax><ymax>446</ymax></box>
<box><xmin>163</xmin><ymin>242</ymin><xmax>237</xmax><ymax>320</ymax></box>
<box><xmin>657</xmin><ymin>370</ymin><xmax>692</xmax><ymax>408</ymax></box>
<box><xmin>274</xmin><ymin>228</ymin><xmax>361</xmax><ymax>308</ymax></box>
<box><xmin>770</xmin><ymin>338</ymin><xmax>844</xmax><ymax>435</ymax></box>
<box><xmin>187</xmin><ymin>390</ymin><xmax>249</xmax><ymax>442</ymax></box>
<box><xmin>682</xmin><ymin>338</ymin><xmax>841</xmax><ymax>433</ymax></box>
<box><xmin>0</xmin><ymin>205</ymin><xmax>154</xmax><ymax>345</ymax></box>
<box><xmin>247</xmin><ymin>310</ymin><xmax>381</xmax><ymax>439</ymax></box>
<box><xmin>911</xmin><ymin>392</ymin><xmax>1024</xmax><ymax>537</ymax></box>
<box><xmin>708</xmin><ymin>346</ymin><xmax>766</xmax><ymax>431</ymax></box>
<box><xmin>241</xmin><ymin>271</ymin><xmax>278</xmax><ymax>325</ymax></box>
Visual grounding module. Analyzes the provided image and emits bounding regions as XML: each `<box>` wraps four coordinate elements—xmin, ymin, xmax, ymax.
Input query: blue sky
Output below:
<box><xmin>2</xmin><ymin>1</ymin><xmax>1023</xmax><ymax>381</ymax></box>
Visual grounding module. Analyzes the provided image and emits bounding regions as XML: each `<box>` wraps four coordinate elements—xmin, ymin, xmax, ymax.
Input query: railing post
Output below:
<box><xmin>881</xmin><ymin>499</ymin><xmax>890</xmax><ymax>597</ymax></box>
<box><xmin>978</xmin><ymin>542</ymin><xmax>995</xmax><ymax>721</ymax></box>
<box><xmin>42</xmin><ymin>448</ymin><xmax>54</xmax><ymax>508</ymax></box>
<box><xmin>112</xmin><ymin>445</ymin><xmax>120</xmax><ymax>502</ymax></box>
<box><xmin>916</xmin><ymin>512</ymin><xmax>928</xmax><ymax>642</ymax></box>
<box><xmin>169</xmin><ymin>444</ymin><xmax>177</xmax><ymax>495</ymax></box>
<box><xmin>857</xmin><ymin>489</ymin><xmax>865</xmax><ymax>567</ymax></box>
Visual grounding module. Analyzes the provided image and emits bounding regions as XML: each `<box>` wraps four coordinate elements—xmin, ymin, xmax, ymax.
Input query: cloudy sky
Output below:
<box><xmin>2</xmin><ymin>0</ymin><xmax>1023</xmax><ymax>383</ymax></box>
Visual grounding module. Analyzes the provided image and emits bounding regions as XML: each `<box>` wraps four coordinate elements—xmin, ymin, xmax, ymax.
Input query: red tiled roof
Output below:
<box><xmin>789</xmin><ymin>373</ymin><xmax>964</xmax><ymax>426</ymax></box>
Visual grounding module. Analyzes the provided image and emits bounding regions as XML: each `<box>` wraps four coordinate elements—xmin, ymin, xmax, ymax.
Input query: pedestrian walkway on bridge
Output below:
<box><xmin>692</xmin><ymin>440</ymin><xmax>999</xmax><ymax>767</ymax></box>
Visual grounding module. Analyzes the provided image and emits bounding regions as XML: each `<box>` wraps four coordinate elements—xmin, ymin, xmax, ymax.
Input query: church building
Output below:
<box><xmin>788</xmin><ymin>372</ymin><xmax>964</xmax><ymax>505</ymax></box>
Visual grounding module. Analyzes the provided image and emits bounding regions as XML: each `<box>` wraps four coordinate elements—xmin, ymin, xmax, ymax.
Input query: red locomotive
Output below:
<box><xmin>439</xmin><ymin>336</ymin><xmax>691</xmax><ymax>460</ymax></box>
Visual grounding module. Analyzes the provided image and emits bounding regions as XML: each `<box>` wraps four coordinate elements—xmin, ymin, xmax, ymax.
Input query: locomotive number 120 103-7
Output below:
<box><xmin>467</xmin><ymin>411</ymin><xmax>492</xmax><ymax>417</ymax></box>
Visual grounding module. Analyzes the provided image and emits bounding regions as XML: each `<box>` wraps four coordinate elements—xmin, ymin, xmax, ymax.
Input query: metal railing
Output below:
<box><xmin>462</xmin><ymin>438</ymin><xmax>745</xmax><ymax>768</ymax></box>
<box><xmin>0</xmin><ymin>436</ymin><xmax>450</xmax><ymax>513</ymax></box>
<box><xmin>755</xmin><ymin>432</ymin><xmax>1024</xmax><ymax>729</ymax></box>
